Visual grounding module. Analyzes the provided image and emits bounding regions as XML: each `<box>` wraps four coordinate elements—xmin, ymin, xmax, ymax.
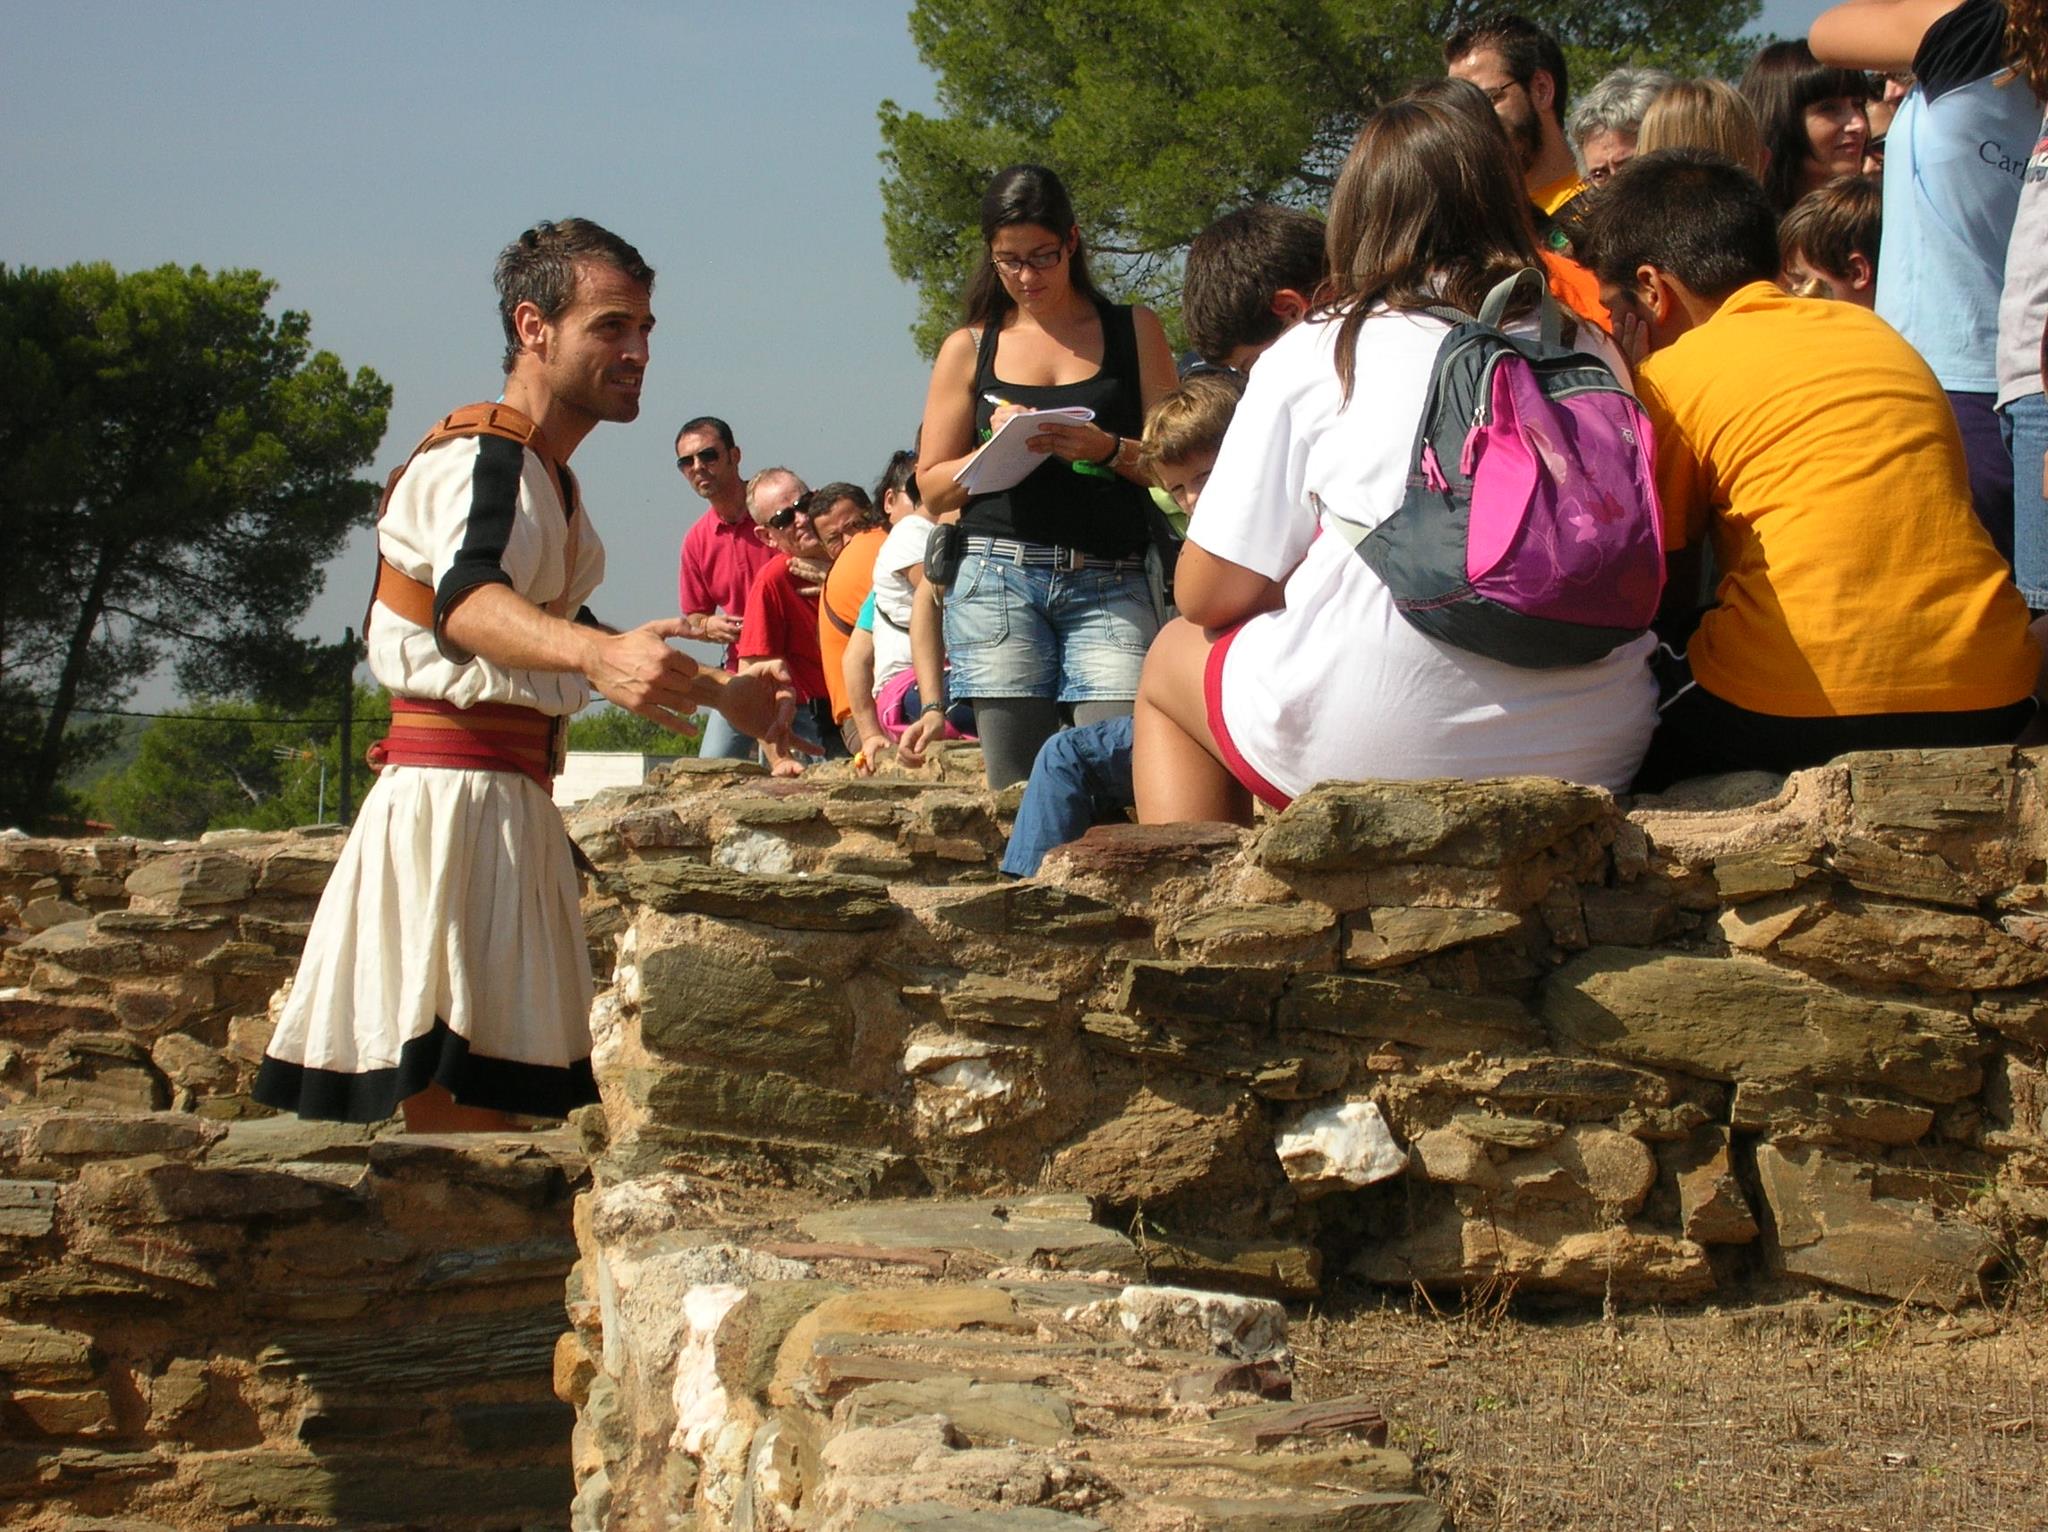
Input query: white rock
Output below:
<box><xmin>1103</xmin><ymin>1283</ymin><xmax>1289</xmax><ymax>1361</ymax></box>
<box><xmin>901</xmin><ymin>1033</ymin><xmax>997</xmax><ymax>1074</ymax></box>
<box><xmin>671</xmin><ymin>1281</ymin><xmax>749</xmax><ymax>1454</ymax></box>
<box><xmin>715</xmin><ymin>829</ymin><xmax>795</xmax><ymax>875</ymax></box>
<box><xmin>587</xmin><ymin>987</ymin><xmax>626</xmax><ymax>1076</ymax></box>
<box><xmin>1275</xmin><ymin>1099</ymin><xmax>1409</xmax><ymax>1195</ymax></box>
<box><xmin>587</xmin><ymin>1173</ymin><xmax>696</xmax><ymax>1244</ymax></box>
<box><xmin>601</xmin><ymin>1241</ymin><xmax>810</xmax><ymax>1382</ymax></box>
<box><xmin>909</xmin><ymin>1058</ymin><xmax>1040</xmax><ymax>1136</ymax></box>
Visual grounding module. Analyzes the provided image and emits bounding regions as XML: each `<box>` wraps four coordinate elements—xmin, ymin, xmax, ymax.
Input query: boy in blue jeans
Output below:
<box><xmin>1001</xmin><ymin>373</ymin><xmax>1242</xmax><ymax>875</ymax></box>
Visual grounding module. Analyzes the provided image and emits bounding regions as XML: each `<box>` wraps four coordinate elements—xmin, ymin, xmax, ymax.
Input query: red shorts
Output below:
<box><xmin>1202</xmin><ymin>621</ymin><xmax>1291</xmax><ymax>812</ymax></box>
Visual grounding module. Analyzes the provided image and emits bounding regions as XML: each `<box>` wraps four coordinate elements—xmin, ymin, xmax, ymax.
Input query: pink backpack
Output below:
<box><xmin>1325</xmin><ymin>270</ymin><xmax>1666</xmax><ymax>668</ymax></box>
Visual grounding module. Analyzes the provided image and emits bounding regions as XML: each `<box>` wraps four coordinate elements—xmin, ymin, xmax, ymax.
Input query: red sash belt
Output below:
<box><xmin>367</xmin><ymin>697</ymin><xmax>563</xmax><ymax>789</ymax></box>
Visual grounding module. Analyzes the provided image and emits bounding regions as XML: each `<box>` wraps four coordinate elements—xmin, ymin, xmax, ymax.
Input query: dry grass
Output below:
<box><xmin>1291</xmin><ymin>1284</ymin><xmax>2048</xmax><ymax>1532</ymax></box>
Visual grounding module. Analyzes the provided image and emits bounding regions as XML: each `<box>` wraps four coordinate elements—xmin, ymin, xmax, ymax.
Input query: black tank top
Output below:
<box><xmin>960</xmin><ymin>299</ymin><xmax>1151</xmax><ymax>558</ymax></box>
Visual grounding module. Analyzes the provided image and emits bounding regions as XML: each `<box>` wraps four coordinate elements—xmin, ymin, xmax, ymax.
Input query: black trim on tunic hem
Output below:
<box><xmin>252</xmin><ymin>1018</ymin><xmax>598</xmax><ymax>1123</ymax></box>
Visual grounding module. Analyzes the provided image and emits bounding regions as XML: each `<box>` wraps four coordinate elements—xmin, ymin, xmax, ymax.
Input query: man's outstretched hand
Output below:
<box><xmin>721</xmin><ymin>662</ymin><xmax>815</xmax><ymax>756</ymax></box>
<box><xmin>589</xmin><ymin>618</ymin><xmax>706</xmax><ymax>724</ymax></box>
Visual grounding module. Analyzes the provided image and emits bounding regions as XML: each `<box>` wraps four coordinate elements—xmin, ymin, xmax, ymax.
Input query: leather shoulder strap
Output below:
<box><xmin>414</xmin><ymin>403</ymin><xmax>558</xmax><ymax>475</ymax></box>
<box><xmin>362</xmin><ymin>403</ymin><xmax>564</xmax><ymax>636</ymax></box>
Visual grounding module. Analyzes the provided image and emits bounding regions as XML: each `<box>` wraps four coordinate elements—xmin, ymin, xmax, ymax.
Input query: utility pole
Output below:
<box><xmin>338</xmin><ymin>626</ymin><xmax>355</xmax><ymax>826</ymax></box>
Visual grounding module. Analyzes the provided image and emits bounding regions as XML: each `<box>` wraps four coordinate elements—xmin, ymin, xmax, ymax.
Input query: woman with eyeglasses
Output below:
<box><xmin>915</xmin><ymin>163</ymin><xmax>1177</xmax><ymax>789</ymax></box>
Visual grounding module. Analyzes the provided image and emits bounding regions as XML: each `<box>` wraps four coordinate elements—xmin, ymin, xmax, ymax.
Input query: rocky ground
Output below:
<box><xmin>1298</xmin><ymin>1285</ymin><xmax>2048</xmax><ymax>1532</ymax></box>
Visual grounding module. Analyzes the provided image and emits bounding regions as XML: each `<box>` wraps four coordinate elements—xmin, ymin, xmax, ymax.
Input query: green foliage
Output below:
<box><xmin>567</xmin><ymin>704</ymin><xmax>701</xmax><ymax>757</ymax></box>
<box><xmin>89</xmin><ymin>686</ymin><xmax>392</xmax><ymax>840</ymax></box>
<box><xmin>0</xmin><ymin>261</ymin><xmax>390</xmax><ymax>828</ymax></box>
<box><xmin>880</xmin><ymin>0</ymin><xmax>1764</xmax><ymax>353</ymax></box>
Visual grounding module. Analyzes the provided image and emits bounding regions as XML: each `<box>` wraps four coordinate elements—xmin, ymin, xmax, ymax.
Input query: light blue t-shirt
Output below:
<box><xmin>1876</xmin><ymin>0</ymin><xmax>2043</xmax><ymax>393</ymax></box>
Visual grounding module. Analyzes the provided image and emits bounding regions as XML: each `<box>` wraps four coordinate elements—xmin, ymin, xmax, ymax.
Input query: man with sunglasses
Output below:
<box><xmin>738</xmin><ymin>468</ymin><xmax>840</xmax><ymax>774</ymax></box>
<box><xmin>675</xmin><ymin>415</ymin><xmax>775</xmax><ymax>759</ymax></box>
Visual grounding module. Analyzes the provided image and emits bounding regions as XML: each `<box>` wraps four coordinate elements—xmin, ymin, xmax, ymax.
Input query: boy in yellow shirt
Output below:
<box><xmin>1585</xmin><ymin>149</ymin><xmax>2037</xmax><ymax>788</ymax></box>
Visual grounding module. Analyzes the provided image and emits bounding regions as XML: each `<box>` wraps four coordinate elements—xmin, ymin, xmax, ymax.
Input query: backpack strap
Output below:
<box><xmin>362</xmin><ymin>403</ymin><xmax>567</xmax><ymax>638</ymax></box>
<box><xmin>1476</xmin><ymin>268</ymin><xmax>1562</xmax><ymax>349</ymax></box>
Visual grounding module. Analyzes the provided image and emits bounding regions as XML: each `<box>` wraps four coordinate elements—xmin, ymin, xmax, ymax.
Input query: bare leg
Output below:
<box><xmin>401</xmin><ymin>1082</ymin><xmax>520</xmax><ymax>1134</ymax></box>
<box><xmin>1132</xmin><ymin>617</ymin><xmax>1253</xmax><ymax>826</ymax></box>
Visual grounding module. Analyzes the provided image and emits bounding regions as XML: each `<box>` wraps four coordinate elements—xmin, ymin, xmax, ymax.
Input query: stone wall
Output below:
<box><xmin>0</xmin><ymin>828</ymin><xmax>341</xmax><ymax>1117</ymax></box>
<box><xmin>564</xmin><ymin>746</ymin><xmax>2048</xmax><ymax>1527</ymax></box>
<box><xmin>0</xmin><ymin>831</ymin><xmax>587</xmax><ymax>1531</ymax></box>
<box><xmin>580</xmin><ymin>748</ymin><xmax>2048</xmax><ymax>1309</ymax></box>
<box><xmin>0</xmin><ymin>1116</ymin><xmax>585</xmax><ymax>1531</ymax></box>
<box><xmin>8</xmin><ymin>744</ymin><xmax>2048</xmax><ymax>1530</ymax></box>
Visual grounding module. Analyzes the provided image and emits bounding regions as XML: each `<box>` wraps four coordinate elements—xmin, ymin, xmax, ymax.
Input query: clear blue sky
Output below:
<box><xmin>2</xmin><ymin>0</ymin><xmax>1823</xmax><ymax>712</ymax></box>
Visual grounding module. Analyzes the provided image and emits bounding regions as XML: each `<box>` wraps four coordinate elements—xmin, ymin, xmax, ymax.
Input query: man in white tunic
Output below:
<box><xmin>255</xmin><ymin>219</ymin><xmax>793</xmax><ymax>1132</ymax></box>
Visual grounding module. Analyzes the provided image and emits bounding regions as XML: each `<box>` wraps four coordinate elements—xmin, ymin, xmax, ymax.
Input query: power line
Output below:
<box><xmin>20</xmin><ymin>702</ymin><xmax>385</xmax><ymax>726</ymax></box>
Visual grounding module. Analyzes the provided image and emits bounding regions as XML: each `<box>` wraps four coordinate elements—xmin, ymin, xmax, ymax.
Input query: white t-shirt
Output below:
<box><xmin>870</xmin><ymin>515</ymin><xmax>936</xmax><ymax>688</ymax></box>
<box><xmin>1188</xmin><ymin>309</ymin><xmax>1656</xmax><ymax>800</ymax></box>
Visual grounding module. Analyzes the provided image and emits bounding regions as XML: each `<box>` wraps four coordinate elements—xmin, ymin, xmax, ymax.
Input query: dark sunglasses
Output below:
<box><xmin>764</xmin><ymin>498</ymin><xmax>808</xmax><ymax>530</ymax></box>
<box><xmin>676</xmin><ymin>446</ymin><xmax>723</xmax><ymax>470</ymax></box>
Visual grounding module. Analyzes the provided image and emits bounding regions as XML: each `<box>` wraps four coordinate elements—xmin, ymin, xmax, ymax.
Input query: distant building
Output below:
<box><xmin>553</xmin><ymin>751</ymin><xmax>668</xmax><ymax>809</ymax></box>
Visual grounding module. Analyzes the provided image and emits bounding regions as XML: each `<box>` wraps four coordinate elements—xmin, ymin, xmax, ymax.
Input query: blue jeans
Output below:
<box><xmin>695</xmin><ymin>705</ymin><xmax>755</xmax><ymax>761</ymax></box>
<box><xmin>942</xmin><ymin>555</ymin><xmax>1156</xmax><ymax>703</ymax></box>
<box><xmin>2002</xmin><ymin>391</ymin><xmax>2048</xmax><ymax>609</ymax></box>
<box><xmin>1000</xmin><ymin>715</ymin><xmax>1136</xmax><ymax>877</ymax></box>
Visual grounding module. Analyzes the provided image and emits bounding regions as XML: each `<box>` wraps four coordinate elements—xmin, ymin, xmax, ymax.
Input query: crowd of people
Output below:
<box><xmin>253</xmin><ymin>1</ymin><xmax>2047</xmax><ymax>1130</ymax></box>
<box><xmin>674</xmin><ymin>0</ymin><xmax>2048</xmax><ymax>875</ymax></box>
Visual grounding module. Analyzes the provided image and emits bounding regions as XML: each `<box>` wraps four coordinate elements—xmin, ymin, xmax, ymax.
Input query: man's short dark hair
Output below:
<box><xmin>494</xmin><ymin>218</ymin><xmax>655</xmax><ymax>374</ymax></box>
<box><xmin>810</xmin><ymin>480</ymin><xmax>883</xmax><ymax>529</ymax></box>
<box><xmin>1444</xmin><ymin>12</ymin><xmax>1569</xmax><ymax>130</ymax></box>
<box><xmin>676</xmin><ymin>415</ymin><xmax>735</xmax><ymax>450</ymax></box>
<box><xmin>1583</xmin><ymin>150</ymin><xmax>1780</xmax><ymax>300</ymax></box>
<box><xmin>1183</xmin><ymin>204</ymin><xmax>1327</xmax><ymax>364</ymax></box>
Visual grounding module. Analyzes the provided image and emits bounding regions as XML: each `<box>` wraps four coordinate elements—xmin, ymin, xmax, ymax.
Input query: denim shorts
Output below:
<box><xmin>942</xmin><ymin>552</ymin><xmax>1158</xmax><ymax>702</ymax></box>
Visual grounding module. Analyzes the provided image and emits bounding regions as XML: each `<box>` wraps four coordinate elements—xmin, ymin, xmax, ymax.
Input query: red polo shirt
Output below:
<box><xmin>678</xmin><ymin>506</ymin><xmax>776</xmax><ymax>671</ymax></box>
<box><xmin>737</xmin><ymin>554</ymin><xmax>828</xmax><ymax>702</ymax></box>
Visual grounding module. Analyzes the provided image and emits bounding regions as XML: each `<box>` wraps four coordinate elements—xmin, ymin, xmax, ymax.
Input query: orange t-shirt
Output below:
<box><xmin>819</xmin><ymin>526</ymin><xmax>887</xmax><ymax>724</ymax></box>
<box><xmin>1636</xmin><ymin>282</ymin><xmax>2036</xmax><ymax>717</ymax></box>
<box><xmin>1541</xmin><ymin>249</ymin><xmax>1610</xmax><ymax>334</ymax></box>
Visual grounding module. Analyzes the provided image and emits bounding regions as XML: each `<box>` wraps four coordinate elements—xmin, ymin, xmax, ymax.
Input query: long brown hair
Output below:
<box><xmin>2008</xmin><ymin>0</ymin><xmax>2048</xmax><ymax>98</ymax></box>
<box><xmin>960</xmin><ymin>164</ymin><xmax>1109</xmax><ymax>331</ymax></box>
<box><xmin>1323</xmin><ymin>81</ymin><xmax>1550</xmax><ymax>403</ymax></box>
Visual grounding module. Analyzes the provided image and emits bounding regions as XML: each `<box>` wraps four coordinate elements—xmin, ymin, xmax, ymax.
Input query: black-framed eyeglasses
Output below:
<box><xmin>1477</xmin><ymin>79</ymin><xmax>1521</xmax><ymax>105</ymax></box>
<box><xmin>677</xmin><ymin>446</ymin><xmax>723</xmax><ymax>470</ymax></box>
<box><xmin>991</xmin><ymin>244</ymin><xmax>1067</xmax><ymax>276</ymax></box>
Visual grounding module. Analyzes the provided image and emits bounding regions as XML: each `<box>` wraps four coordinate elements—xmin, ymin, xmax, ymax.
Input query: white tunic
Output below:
<box><xmin>259</xmin><ymin>432</ymin><xmax>609</xmax><ymax>1117</ymax></box>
